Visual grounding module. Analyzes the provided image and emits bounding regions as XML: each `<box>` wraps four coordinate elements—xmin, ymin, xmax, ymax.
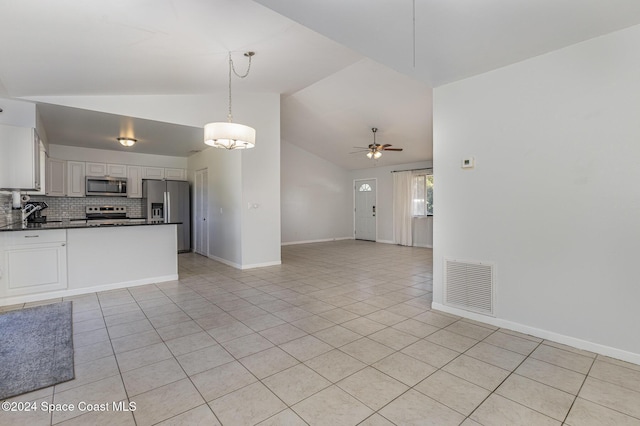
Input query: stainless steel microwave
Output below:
<box><xmin>85</xmin><ymin>176</ymin><xmax>127</xmax><ymax>197</ymax></box>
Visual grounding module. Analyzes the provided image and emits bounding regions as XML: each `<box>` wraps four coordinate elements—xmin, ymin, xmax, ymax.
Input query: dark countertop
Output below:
<box><xmin>0</xmin><ymin>221</ymin><xmax>181</xmax><ymax>232</ymax></box>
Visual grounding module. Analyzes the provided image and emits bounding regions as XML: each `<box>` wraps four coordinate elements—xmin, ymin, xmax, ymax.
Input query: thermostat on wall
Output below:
<box><xmin>461</xmin><ymin>157</ymin><xmax>475</xmax><ymax>169</ymax></box>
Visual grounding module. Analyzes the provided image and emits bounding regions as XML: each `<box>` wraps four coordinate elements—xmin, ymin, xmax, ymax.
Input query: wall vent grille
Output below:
<box><xmin>444</xmin><ymin>259</ymin><xmax>494</xmax><ymax>316</ymax></box>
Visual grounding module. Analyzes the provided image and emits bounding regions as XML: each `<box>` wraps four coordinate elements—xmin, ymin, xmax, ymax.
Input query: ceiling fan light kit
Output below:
<box><xmin>204</xmin><ymin>51</ymin><xmax>256</xmax><ymax>150</ymax></box>
<box><xmin>351</xmin><ymin>127</ymin><xmax>404</xmax><ymax>160</ymax></box>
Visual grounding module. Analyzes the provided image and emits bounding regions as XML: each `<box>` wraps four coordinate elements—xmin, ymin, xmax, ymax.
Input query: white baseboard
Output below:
<box><xmin>432</xmin><ymin>302</ymin><xmax>640</xmax><ymax>366</ymax></box>
<box><xmin>207</xmin><ymin>254</ymin><xmax>242</xmax><ymax>269</ymax></box>
<box><xmin>376</xmin><ymin>239</ymin><xmax>432</xmax><ymax>248</ymax></box>
<box><xmin>0</xmin><ymin>274</ymin><xmax>179</xmax><ymax>307</ymax></box>
<box><xmin>241</xmin><ymin>260</ymin><xmax>282</xmax><ymax>270</ymax></box>
<box><xmin>413</xmin><ymin>243</ymin><xmax>433</xmax><ymax>248</ymax></box>
<box><xmin>206</xmin><ymin>254</ymin><xmax>281</xmax><ymax>270</ymax></box>
<box><xmin>281</xmin><ymin>237</ymin><xmax>353</xmax><ymax>246</ymax></box>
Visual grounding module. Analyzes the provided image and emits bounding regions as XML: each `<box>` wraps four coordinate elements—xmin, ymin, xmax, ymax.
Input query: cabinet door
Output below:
<box><xmin>142</xmin><ymin>166</ymin><xmax>165</xmax><ymax>180</ymax></box>
<box><xmin>107</xmin><ymin>163</ymin><xmax>127</xmax><ymax>178</ymax></box>
<box><xmin>127</xmin><ymin>166</ymin><xmax>142</xmax><ymax>198</ymax></box>
<box><xmin>164</xmin><ymin>168</ymin><xmax>186</xmax><ymax>181</ymax></box>
<box><xmin>85</xmin><ymin>162</ymin><xmax>107</xmax><ymax>176</ymax></box>
<box><xmin>46</xmin><ymin>158</ymin><xmax>66</xmax><ymax>197</ymax></box>
<box><xmin>0</xmin><ymin>124</ymin><xmax>39</xmax><ymax>191</ymax></box>
<box><xmin>67</xmin><ymin>161</ymin><xmax>86</xmax><ymax>197</ymax></box>
<box><xmin>26</xmin><ymin>146</ymin><xmax>46</xmax><ymax>195</ymax></box>
<box><xmin>4</xmin><ymin>243</ymin><xmax>68</xmax><ymax>296</ymax></box>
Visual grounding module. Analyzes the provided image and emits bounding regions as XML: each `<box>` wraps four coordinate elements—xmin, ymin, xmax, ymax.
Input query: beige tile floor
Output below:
<box><xmin>1</xmin><ymin>240</ymin><xmax>640</xmax><ymax>425</ymax></box>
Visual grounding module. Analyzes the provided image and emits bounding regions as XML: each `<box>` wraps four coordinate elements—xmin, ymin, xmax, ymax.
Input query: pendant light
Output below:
<box><xmin>204</xmin><ymin>52</ymin><xmax>256</xmax><ymax>149</ymax></box>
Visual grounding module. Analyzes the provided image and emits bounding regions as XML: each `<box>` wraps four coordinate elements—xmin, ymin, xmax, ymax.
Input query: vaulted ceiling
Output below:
<box><xmin>2</xmin><ymin>1</ymin><xmax>640</xmax><ymax>169</ymax></box>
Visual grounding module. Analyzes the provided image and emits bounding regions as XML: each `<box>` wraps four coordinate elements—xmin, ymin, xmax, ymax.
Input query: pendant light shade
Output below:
<box><xmin>205</xmin><ymin>51</ymin><xmax>256</xmax><ymax>149</ymax></box>
<box><xmin>204</xmin><ymin>122</ymin><xmax>255</xmax><ymax>149</ymax></box>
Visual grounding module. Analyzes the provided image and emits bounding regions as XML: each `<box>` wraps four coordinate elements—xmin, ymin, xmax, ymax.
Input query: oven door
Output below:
<box><xmin>86</xmin><ymin>177</ymin><xmax>127</xmax><ymax>196</ymax></box>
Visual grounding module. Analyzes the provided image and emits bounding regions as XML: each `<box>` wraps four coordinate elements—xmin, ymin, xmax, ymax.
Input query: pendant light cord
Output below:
<box><xmin>227</xmin><ymin>52</ymin><xmax>253</xmax><ymax>122</ymax></box>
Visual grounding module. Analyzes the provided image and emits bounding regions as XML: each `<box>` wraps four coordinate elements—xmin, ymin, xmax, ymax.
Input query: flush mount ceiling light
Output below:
<box><xmin>117</xmin><ymin>137</ymin><xmax>136</xmax><ymax>147</ymax></box>
<box><xmin>204</xmin><ymin>51</ymin><xmax>256</xmax><ymax>149</ymax></box>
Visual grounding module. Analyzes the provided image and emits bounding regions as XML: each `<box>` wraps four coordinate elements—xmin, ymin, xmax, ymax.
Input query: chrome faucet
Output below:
<box><xmin>22</xmin><ymin>203</ymin><xmax>42</xmax><ymax>225</ymax></box>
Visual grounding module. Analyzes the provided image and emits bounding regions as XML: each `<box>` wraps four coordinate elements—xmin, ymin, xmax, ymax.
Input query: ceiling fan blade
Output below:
<box><xmin>383</xmin><ymin>148</ymin><xmax>403</xmax><ymax>151</ymax></box>
<box><xmin>349</xmin><ymin>150</ymin><xmax>370</xmax><ymax>154</ymax></box>
<box><xmin>352</xmin><ymin>146</ymin><xmax>371</xmax><ymax>149</ymax></box>
<box><xmin>381</xmin><ymin>144</ymin><xmax>392</xmax><ymax>148</ymax></box>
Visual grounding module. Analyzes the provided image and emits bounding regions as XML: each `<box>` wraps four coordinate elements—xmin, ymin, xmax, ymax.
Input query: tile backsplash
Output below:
<box><xmin>29</xmin><ymin>196</ymin><xmax>144</xmax><ymax>219</ymax></box>
<box><xmin>0</xmin><ymin>193</ymin><xmax>16</xmax><ymax>228</ymax></box>
<box><xmin>1</xmin><ymin>194</ymin><xmax>144</xmax><ymax>224</ymax></box>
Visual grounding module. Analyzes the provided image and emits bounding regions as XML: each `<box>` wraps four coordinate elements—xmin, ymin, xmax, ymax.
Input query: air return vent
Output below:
<box><xmin>445</xmin><ymin>259</ymin><xmax>494</xmax><ymax>316</ymax></box>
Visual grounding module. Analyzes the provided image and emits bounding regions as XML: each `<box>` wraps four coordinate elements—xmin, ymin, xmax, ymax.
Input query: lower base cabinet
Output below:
<box><xmin>0</xmin><ymin>230</ymin><xmax>67</xmax><ymax>297</ymax></box>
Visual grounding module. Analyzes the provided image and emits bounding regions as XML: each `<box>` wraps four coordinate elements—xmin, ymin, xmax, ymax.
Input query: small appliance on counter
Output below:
<box><xmin>24</xmin><ymin>201</ymin><xmax>49</xmax><ymax>224</ymax></box>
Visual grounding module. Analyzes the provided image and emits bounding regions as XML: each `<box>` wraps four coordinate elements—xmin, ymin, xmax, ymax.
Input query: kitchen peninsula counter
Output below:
<box><xmin>0</xmin><ymin>223</ymin><xmax>179</xmax><ymax>306</ymax></box>
<box><xmin>0</xmin><ymin>220</ymin><xmax>181</xmax><ymax>232</ymax></box>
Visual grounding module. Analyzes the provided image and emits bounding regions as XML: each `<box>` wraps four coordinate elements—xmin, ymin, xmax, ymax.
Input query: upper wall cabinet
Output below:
<box><xmin>66</xmin><ymin>161</ymin><xmax>85</xmax><ymax>197</ymax></box>
<box><xmin>127</xmin><ymin>166</ymin><xmax>142</xmax><ymax>198</ymax></box>
<box><xmin>164</xmin><ymin>168</ymin><xmax>187</xmax><ymax>181</ymax></box>
<box><xmin>85</xmin><ymin>162</ymin><xmax>107</xmax><ymax>177</ymax></box>
<box><xmin>142</xmin><ymin>167</ymin><xmax>165</xmax><ymax>180</ymax></box>
<box><xmin>0</xmin><ymin>124</ymin><xmax>40</xmax><ymax>191</ymax></box>
<box><xmin>85</xmin><ymin>162</ymin><xmax>128</xmax><ymax>178</ymax></box>
<box><xmin>142</xmin><ymin>167</ymin><xmax>187</xmax><ymax>181</ymax></box>
<box><xmin>107</xmin><ymin>164</ymin><xmax>127</xmax><ymax>178</ymax></box>
<box><xmin>46</xmin><ymin>158</ymin><xmax>66</xmax><ymax>197</ymax></box>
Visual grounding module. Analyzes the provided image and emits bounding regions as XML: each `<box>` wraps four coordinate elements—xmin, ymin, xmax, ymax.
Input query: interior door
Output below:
<box><xmin>194</xmin><ymin>169</ymin><xmax>209</xmax><ymax>256</ymax></box>
<box><xmin>355</xmin><ymin>179</ymin><xmax>376</xmax><ymax>241</ymax></box>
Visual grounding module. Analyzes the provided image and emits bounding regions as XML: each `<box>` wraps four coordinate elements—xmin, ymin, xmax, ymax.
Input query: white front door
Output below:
<box><xmin>355</xmin><ymin>179</ymin><xmax>376</xmax><ymax>241</ymax></box>
<box><xmin>194</xmin><ymin>168</ymin><xmax>208</xmax><ymax>256</ymax></box>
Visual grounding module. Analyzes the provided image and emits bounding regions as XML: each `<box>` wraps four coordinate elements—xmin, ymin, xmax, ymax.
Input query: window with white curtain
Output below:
<box><xmin>412</xmin><ymin>174</ymin><xmax>434</xmax><ymax>216</ymax></box>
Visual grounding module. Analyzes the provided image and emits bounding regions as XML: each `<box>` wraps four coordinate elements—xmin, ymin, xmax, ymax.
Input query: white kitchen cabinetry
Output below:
<box><xmin>85</xmin><ymin>162</ymin><xmax>128</xmax><ymax>178</ymax></box>
<box><xmin>85</xmin><ymin>162</ymin><xmax>107</xmax><ymax>176</ymax></box>
<box><xmin>26</xmin><ymin>145</ymin><xmax>47</xmax><ymax>196</ymax></box>
<box><xmin>142</xmin><ymin>166</ymin><xmax>165</xmax><ymax>180</ymax></box>
<box><xmin>0</xmin><ymin>124</ymin><xmax>41</xmax><ymax>191</ymax></box>
<box><xmin>164</xmin><ymin>168</ymin><xmax>187</xmax><ymax>181</ymax></box>
<box><xmin>66</xmin><ymin>161</ymin><xmax>86</xmax><ymax>197</ymax></box>
<box><xmin>46</xmin><ymin>158</ymin><xmax>66</xmax><ymax>197</ymax></box>
<box><xmin>107</xmin><ymin>163</ymin><xmax>127</xmax><ymax>178</ymax></box>
<box><xmin>0</xmin><ymin>230</ymin><xmax>67</xmax><ymax>297</ymax></box>
<box><xmin>127</xmin><ymin>165</ymin><xmax>142</xmax><ymax>198</ymax></box>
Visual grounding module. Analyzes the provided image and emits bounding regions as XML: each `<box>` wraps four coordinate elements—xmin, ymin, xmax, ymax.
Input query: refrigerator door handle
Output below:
<box><xmin>167</xmin><ymin>192</ymin><xmax>171</xmax><ymax>223</ymax></box>
<box><xmin>163</xmin><ymin>192</ymin><xmax>168</xmax><ymax>223</ymax></box>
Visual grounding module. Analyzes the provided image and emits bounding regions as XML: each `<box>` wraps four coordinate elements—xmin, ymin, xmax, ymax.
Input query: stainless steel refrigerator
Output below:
<box><xmin>142</xmin><ymin>179</ymin><xmax>191</xmax><ymax>253</ymax></box>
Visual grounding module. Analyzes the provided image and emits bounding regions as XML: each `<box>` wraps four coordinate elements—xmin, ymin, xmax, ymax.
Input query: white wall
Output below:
<box><xmin>188</xmin><ymin>147</ymin><xmax>243</xmax><ymax>266</ymax></box>
<box><xmin>281</xmin><ymin>141</ymin><xmax>352</xmax><ymax>244</ymax></box>
<box><xmin>240</xmin><ymin>94</ymin><xmax>281</xmax><ymax>268</ymax></box>
<box><xmin>350</xmin><ymin>161</ymin><xmax>432</xmax><ymax>243</ymax></box>
<box><xmin>0</xmin><ymin>98</ymin><xmax>36</xmax><ymax>127</ymax></box>
<box><xmin>433</xmin><ymin>24</ymin><xmax>640</xmax><ymax>363</ymax></box>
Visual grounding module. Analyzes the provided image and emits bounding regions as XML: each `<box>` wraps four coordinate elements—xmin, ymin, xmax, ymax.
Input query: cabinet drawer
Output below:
<box><xmin>6</xmin><ymin>229</ymin><xmax>66</xmax><ymax>245</ymax></box>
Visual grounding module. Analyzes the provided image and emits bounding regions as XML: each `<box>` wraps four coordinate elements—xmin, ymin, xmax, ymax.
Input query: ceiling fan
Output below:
<box><xmin>351</xmin><ymin>128</ymin><xmax>403</xmax><ymax>159</ymax></box>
